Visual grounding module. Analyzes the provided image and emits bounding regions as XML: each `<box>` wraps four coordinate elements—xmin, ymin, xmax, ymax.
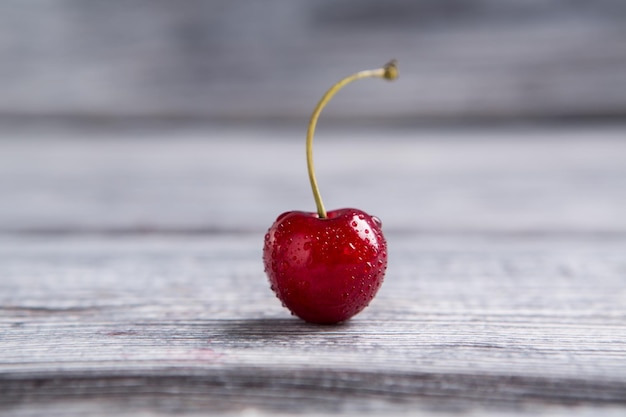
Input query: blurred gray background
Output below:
<box><xmin>1</xmin><ymin>0</ymin><xmax>626</xmax><ymax>126</ymax></box>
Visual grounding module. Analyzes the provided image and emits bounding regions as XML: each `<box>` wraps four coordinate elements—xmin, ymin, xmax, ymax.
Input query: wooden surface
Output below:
<box><xmin>1</xmin><ymin>125</ymin><xmax>626</xmax><ymax>416</ymax></box>
<box><xmin>1</xmin><ymin>1</ymin><xmax>625</xmax><ymax>121</ymax></box>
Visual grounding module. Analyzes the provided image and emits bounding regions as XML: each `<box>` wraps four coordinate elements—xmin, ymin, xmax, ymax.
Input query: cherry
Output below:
<box><xmin>263</xmin><ymin>60</ymin><xmax>398</xmax><ymax>324</ymax></box>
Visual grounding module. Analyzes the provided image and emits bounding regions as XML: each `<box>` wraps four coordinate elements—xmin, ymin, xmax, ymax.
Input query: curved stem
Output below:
<box><xmin>306</xmin><ymin>60</ymin><xmax>398</xmax><ymax>218</ymax></box>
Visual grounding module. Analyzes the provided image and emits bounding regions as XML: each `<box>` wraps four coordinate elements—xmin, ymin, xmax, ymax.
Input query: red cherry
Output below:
<box><xmin>263</xmin><ymin>208</ymin><xmax>387</xmax><ymax>324</ymax></box>
<box><xmin>263</xmin><ymin>60</ymin><xmax>398</xmax><ymax>324</ymax></box>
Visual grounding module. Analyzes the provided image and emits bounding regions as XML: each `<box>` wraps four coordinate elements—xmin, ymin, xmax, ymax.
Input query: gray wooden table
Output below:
<box><xmin>1</xmin><ymin>125</ymin><xmax>626</xmax><ymax>416</ymax></box>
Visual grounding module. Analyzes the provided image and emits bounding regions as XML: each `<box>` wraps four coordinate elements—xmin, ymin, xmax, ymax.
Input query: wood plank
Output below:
<box><xmin>0</xmin><ymin>2</ymin><xmax>625</xmax><ymax>120</ymax></box>
<box><xmin>1</xmin><ymin>125</ymin><xmax>625</xmax><ymax>415</ymax></box>
<box><xmin>1</xmin><ymin>234</ymin><xmax>625</xmax><ymax>415</ymax></box>
<box><xmin>1</xmin><ymin>126</ymin><xmax>625</xmax><ymax>234</ymax></box>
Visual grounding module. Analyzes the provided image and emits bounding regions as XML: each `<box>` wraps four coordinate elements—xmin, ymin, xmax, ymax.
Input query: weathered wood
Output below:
<box><xmin>1</xmin><ymin>126</ymin><xmax>626</xmax><ymax>415</ymax></box>
<box><xmin>0</xmin><ymin>1</ymin><xmax>625</xmax><ymax>120</ymax></box>
<box><xmin>1</xmin><ymin>234</ymin><xmax>625</xmax><ymax>415</ymax></box>
<box><xmin>1</xmin><ymin>126</ymin><xmax>625</xmax><ymax>234</ymax></box>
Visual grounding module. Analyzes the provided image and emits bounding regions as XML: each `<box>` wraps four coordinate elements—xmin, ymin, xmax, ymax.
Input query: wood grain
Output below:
<box><xmin>1</xmin><ymin>126</ymin><xmax>625</xmax><ymax>415</ymax></box>
<box><xmin>0</xmin><ymin>1</ymin><xmax>625</xmax><ymax>121</ymax></box>
<box><xmin>1</xmin><ymin>233</ymin><xmax>625</xmax><ymax>415</ymax></box>
<box><xmin>1</xmin><ymin>126</ymin><xmax>625</xmax><ymax>234</ymax></box>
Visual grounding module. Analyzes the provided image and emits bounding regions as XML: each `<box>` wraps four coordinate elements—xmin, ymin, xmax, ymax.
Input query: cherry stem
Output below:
<box><xmin>306</xmin><ymin>60</ymin><xmax>398</xmax><ymax>218</ymax></box>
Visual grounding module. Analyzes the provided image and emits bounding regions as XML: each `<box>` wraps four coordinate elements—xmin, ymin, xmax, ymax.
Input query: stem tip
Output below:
<box><xmin>383</xmin><ymin>59</ymin><xmax>399</xmax><ymax>81</ymax></box>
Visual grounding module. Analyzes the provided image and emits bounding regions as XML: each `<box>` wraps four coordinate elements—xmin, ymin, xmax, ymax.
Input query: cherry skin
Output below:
<box><xmin>263</xmin><ymin>208</ymin><xmax>387</xmax><ymax>324</ymax></box>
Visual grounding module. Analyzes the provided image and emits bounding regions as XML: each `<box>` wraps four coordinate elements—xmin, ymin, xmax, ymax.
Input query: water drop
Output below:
<box><xmin>303</xmin><ymin>242</ymin><xmax>311</xmax><ymax>250</ymax></box>
<box><xmin>351</xmin><ymin>221</ymin><xmax>358</xmax><ymax>228</ymax></box>
<box><xmin>343</xmin><ymin>242</ymin><xmax>356</xmax><ymax>255</ymax></box>
<box><xmin>372</xmin><ymin>216</ymin><xmax>382</xmax><ymax>227</ymax></box>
